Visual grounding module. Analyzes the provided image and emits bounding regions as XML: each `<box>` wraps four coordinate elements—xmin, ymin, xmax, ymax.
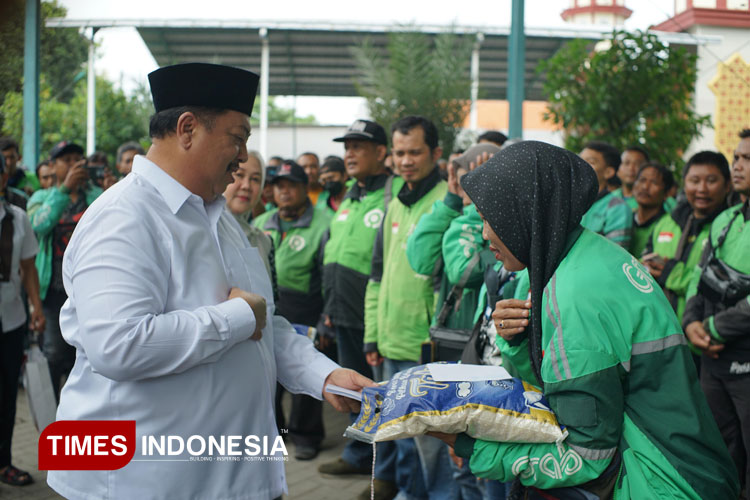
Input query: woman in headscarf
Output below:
<box><xmin>435</xmin><ymin>141</ymin><xmax>738</xmax><ymax>499</ymax></box>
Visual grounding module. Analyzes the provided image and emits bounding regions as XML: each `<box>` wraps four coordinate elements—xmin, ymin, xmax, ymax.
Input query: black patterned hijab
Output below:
<box><xmin>460</xmin><ymin>141</ymin><xmax>598</xmax><ymax>385</ymax></box>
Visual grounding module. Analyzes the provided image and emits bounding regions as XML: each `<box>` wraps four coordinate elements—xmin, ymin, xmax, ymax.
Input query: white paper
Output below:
<box><xmin>325</xmin><ymin>384</ymin><xmax>362</xmax><ymax>401</ymax></box>
<box><xmin>427</xmin><ymin>363</ymin><xmax>512</xmax><ymax>382</ymax></box>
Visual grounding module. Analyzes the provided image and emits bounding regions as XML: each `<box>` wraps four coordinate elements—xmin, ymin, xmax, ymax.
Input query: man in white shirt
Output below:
<box><xmin>47</xmin><ymin>63</ymin><xmax>372</xmax><ymax>500</ymax></box>
<box><xmin>0</xmin><ymin>153</ymin><xmax>45</xmax><ymax>487</ymax></box>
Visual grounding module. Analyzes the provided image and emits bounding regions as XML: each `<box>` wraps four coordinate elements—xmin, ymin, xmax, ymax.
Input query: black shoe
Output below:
<box><xmin>294</xmin><ymin>444</ymin><xmax>319</xmax><ymax>461</ymax></box>
<box><xmin>318</xmin><ymin>457</ymin><xmax>370</xmax><ymax>476</ymax></box>
<box><xmin>356</xmin><ymin>479</ymin><xmax>397</xmax><ymax>500</ymax></box>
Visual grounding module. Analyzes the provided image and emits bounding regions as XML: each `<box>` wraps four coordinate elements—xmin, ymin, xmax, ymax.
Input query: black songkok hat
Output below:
<box><xmin>148</xmin><ymin>63</ymin><xmax>260</xmax><ymax>116</ymax></box>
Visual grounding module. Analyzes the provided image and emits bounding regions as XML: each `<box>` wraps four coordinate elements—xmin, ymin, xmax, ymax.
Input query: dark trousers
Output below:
<box><xmin>335</xmin><ymin>326</ymin><xmax>381</xmax><ymax>470</ymax></box>
<box><xmin>701</xmin><ymin>368</ymin><xmax>750</xmax><ymax>491</ymax></box>
<box><xmin>1</xmin><ymin>325</ymin><xmax>26</xmax><ymax>467</ymax></box>
<box><xmin>274</xmin><ymin>332</ymin><xmax>336</xmax><ymax>449</ymax></box>
<box><xmin>42</xmin><ymin>291</ymin><xmax>75</xmax><ymax>402</ymax></box>
<box><xmin>275</xmin><ymin>384</ymin><xmax>325</xmax><ymax>448</ymax></box>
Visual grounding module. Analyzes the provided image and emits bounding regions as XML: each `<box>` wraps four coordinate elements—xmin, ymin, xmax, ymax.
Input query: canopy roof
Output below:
<box><xmin>46</xmin><ymin>19</ymin><xmax>716</xmax><ymax>101</ymax></box>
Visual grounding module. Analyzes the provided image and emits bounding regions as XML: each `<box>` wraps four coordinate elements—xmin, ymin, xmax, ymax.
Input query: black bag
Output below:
<box><xmin>423</xmin><ymin>253</ymin><xmax>481</xmax><ymax>363</ymax></box>
<box><xmin>698</xmin><ymin>210</ymin><xmax>750</xmax><ymax>307</ymax></box>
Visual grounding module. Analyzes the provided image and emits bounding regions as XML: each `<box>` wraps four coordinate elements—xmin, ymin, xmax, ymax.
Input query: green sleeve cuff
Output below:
<box><xmin>57</xmin><ymin>184</ymin><xmax>71</xmax><ymax>195</ymax></box>
<box><xmin>443</xmin><ymin>192</ymin><xmax>464</xmax><ymax>212</ymax></box>
<box><xmin>453</xmin><ymin>432</ymin><xmax>476</xmax><ymax>459</ymax></box>
<box><xmin>704</xmin><ymin>316</ymin><xmax>726</xmax><ymax>343</ymax></box>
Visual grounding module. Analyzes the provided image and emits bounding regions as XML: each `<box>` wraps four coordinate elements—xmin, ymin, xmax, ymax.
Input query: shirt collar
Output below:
<box><xmin>132</xmin><ymin>155</ymin><xmax>225</xmax><ymax>216</ymax></box>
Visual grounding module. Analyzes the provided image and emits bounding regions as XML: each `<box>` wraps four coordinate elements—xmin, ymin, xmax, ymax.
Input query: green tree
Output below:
<box><xmin>538</xmin><ymin>30</ymin><xmax>710</xmax><ymax>173</ymax></box>
<box><xmin>250</xmin><ymin>96</ymin><xmax>317</xmax><ymax>126</ymax></box>
<box><xmin>0</xmin><ymin>75</ymin><xmax>151</xmax><ymax>165</ymax></box>
<box><xmin>352</xmin><ymin>29</ymin><xmax>473</xmax><ymax>158</ymax></box>
<box><xmin>0</xmin><ymin>0</ymin><xmax>88</xmax><ymax>129</ymax></box>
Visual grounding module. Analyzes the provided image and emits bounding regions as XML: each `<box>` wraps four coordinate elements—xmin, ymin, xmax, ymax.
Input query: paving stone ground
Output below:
<box><xmin>1</xmin><ymin>388</ymin><xmax>371</xmax><ymax>499</ymax></box>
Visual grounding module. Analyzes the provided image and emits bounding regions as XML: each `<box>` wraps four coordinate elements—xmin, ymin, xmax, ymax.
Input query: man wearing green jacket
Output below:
<box><xmin>318</xmin><ymin>120</ymin><xmax>403</xmax><ymax>499</ymax></box>
<box><xmin>364</xmin><ymin>116</ymin><xmax>448</xmax><ymax>500</ymax></box>
<box><xmin>612</xmin><ymin>145</ymin><xmax>649</xmax><ymax>210</ymax></box>
<box><xmin>437</xmin><ymin>140</ymin><xmax>738</xmax><ymax>500</ymax></box>
<box><xmin>28</xmin><ymin>140</ymin><xmax>102</xmax><ymax>400</ymax></box>
<box><xmin>642</xmin><ymin>151</ymin><xmax>732</xmax><ymax>322</ymax></box>
<box><xmin>683</xmin><ymin>129</ymin><xmax>750</xmax><ymax>493</ymax></box>
<box><xmin>579</xmin><ymin>141</ymin><xmax>633</xmax><ymax>249</ymax></box>
<box><xmin>628</xmin><ymin>162</ymin><xmax>673</xmax><ymax>258</ymax></box>
<box><xmin>406</xmin><ymin>143</ymin><xmax>500</xmax><ymax>335</ymax></box>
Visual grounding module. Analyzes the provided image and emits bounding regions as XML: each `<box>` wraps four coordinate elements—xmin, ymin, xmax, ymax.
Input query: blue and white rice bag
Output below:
<box><xmin>345</xmin><ymin>364</ymin><xmax>564</xmax><ymax>444</ymax></box>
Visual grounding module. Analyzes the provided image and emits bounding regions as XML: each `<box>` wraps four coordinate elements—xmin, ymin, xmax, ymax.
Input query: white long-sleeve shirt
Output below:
<box><xmin>48</xmin><ymin>156</ymin><xmax>338</xmax><ymax>500</ymax></box>
<box><xmin>0</xmin><ymin>202</ymin><xmax>38</xmax><ymax>332</ymax></box>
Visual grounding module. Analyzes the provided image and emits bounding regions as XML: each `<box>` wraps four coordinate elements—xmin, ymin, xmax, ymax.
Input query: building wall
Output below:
<box><xmin>247</xmin><ymin>125</ymin><xmax>349</xmax><ymax>161</ymax></box>
<box><xmin>250</xmin><ymin>104</ymin><xmax>565</xmax><ymax>161</ymax></box>
<box><xmin>686</xmin><ymin>24</ymin><xmax>750</xmax><ymax>157</ymax></box>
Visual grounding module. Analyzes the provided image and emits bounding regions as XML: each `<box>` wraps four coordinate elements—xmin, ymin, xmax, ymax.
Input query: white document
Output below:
<box><xmin>427</xmin><ymin>363</ymin><xmax>512</xmax><ymax>382</ymax></box>
<box><xmin>325</xmin><ymin>384</ymin><xmax>363</xmax><ymax>401</ymax></box>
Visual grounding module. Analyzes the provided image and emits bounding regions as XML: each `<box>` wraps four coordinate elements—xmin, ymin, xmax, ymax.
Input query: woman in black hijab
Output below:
<box><xmin>438</xmin><ymin>141</ymin><xmax>738</xmax><ymax>499</ymax></box>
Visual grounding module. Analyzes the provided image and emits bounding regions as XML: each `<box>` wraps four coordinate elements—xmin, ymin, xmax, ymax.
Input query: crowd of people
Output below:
<box><xmin>0</xmin><ymin>61</ymin><xmax>748</xmax><ymax>500</ymax></box>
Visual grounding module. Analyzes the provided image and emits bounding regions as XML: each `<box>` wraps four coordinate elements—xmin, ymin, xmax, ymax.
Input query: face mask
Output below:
<box><xmin>324</xmin><ymin>180</ymin><xmax>344</xmax><ymax>196</ymax></box>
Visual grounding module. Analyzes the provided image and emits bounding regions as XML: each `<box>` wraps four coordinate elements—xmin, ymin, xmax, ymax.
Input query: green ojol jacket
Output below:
<box><xmin>455</xmin><ymin>228</ymin><xmax>738</xmax><ymax>499</ymax></box>
<box><xmin>253</xmin><ymin>202</ymin><xmax>332</xmax><ymax>326</ymax></box>
<box><xmin>684</xmin><ymin>200</ymin><xmax>750</xmax><ymax>378</ymax></box>
<box><xmin>406</xmin><ymin>194</ymin><xmax>491</xmax><ymax>331</ymax></box>
<box><xmin>28</xmin><ymin>184</ymin><xmax>103</xmax><ymax>300</ymax></box>
<box><xmin>322</xmin><ymin>174</ymin><xmax>403</xmax><ymax>330</ymax></box>
<box><xmin>627</xmin><ymin>207</ymin><xmax>665</xmax><ymax>259</ymax></box>
<box><xmin>580</xmin><ymin>190</ymin><xmax>633</xmax><ymax>249</ymax></box>
<box><xmin>364</xmin><ymin>169</ymin><xmax>447</xmax><ymax>361</ymax></box>
<box><xmin>643</xmin><ymin>201</ymin><xmax>719</xmax><ymax>322</ymax></box>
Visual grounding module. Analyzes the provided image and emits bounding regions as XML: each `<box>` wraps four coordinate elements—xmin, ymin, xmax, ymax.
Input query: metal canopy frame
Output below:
<box><xmin>45</xmin><ymin>17</ymin><xmax>719</xmax><ymax>156</ymax></box>
<box><xmin>46</xmin><ymin>18</ymin><xmax>717</xmax><ymax>101</ymax></box>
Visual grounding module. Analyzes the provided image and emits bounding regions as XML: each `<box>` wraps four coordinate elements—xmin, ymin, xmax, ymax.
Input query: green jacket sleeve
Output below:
<box><xmin>466</xmin><ymin>360</ymin><xmax>623</xmax><ymax>489</ymax></box>
<box><xmin>443</xmin><ymin>204</ymin><xmax>487</xmax><ymax>288</ymax></box>
<box><xmin>406</xmin><ymin>196</ymin><xmax>461</xmax><ymax>276</ymax></box>
<box><xmin>603</xmin><ymin>199</ymin><xmax>633</xmax><ymax>249</ymax></box>
<box><xmin>27</xmin><ymin>187</ymin><xmax>72</xmax><ymax>238</ymax></box>
<box><xmin>364</xmin><ymin>220</ymin><xmax>385</xmax><ymax>351</ymax></box>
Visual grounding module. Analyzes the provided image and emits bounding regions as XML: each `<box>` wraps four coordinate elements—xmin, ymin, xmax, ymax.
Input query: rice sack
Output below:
<box><xmin>344</xmin><ymin>364</ymin><xmax>564</xmax><ymax>444</ymax></box>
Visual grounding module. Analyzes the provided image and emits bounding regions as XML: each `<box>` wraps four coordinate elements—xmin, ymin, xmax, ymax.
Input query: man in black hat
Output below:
<box><xmin>27</xmin><ymin>140</ymin><xmax>102</xmax><ymax>401</ymax></box>
<box><xmin>318</xmin><ymin>120</ymin><xmax>402</xmax><ymax>499</ymax></box>
<box><xmin>45</xmin><ymin>63</ymin><xmax>372</xmax><ymax>500</ymax></box>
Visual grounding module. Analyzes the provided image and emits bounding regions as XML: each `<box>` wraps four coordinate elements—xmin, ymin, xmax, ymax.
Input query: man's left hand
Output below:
<box><xmin>29</xmin><ymin>307</ymin><xmax>46</xmax><ymax>333</ymax></box>
<box><xmin>322</xmin><ymin>368</ymin><xmax>377</xmax><ymax>413</ymax></box>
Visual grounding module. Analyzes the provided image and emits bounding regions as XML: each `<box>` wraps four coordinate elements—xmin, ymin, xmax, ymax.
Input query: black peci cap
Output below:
<box><xmin>148</xmin><ymin>63</ymin><xmax>260</xmax><ymax>116</ymax></box>
<box><xmin>333</xmin><ymin>120</ymin><xmax>387</xmax><ymax>146</ymax></box>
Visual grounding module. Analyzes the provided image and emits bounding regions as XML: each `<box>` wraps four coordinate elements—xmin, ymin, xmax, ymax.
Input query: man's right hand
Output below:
<box><xmin>685</xmin><ymin>321</ymin><xmax>724</xmax><ymax>359</ymax></box>
<box><xmin>492</xmin><ymin>298</ymin><xmax>530</xmax><ymax>341</ymax></box>
<box><xmin>63</xmin><ymin>160</ymin><xmax>89</xmax><ymax>191</ymax></box>
<box><xmin>229</xmin><ymin>287</ymin><xmax>267</xmax><ymax>340</ymax></box>
<box><xmin>365</xmin><ymin>351</ymin><xmax>383</xmax><ymax>367</ymax></box>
